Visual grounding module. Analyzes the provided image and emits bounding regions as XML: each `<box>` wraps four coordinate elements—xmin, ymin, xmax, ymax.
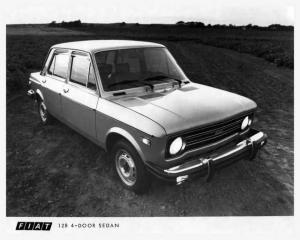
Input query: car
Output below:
<box><xmin>27</xmin><ymin>40</ymin><xmax>267</xmax><ymax>193</ymax></box>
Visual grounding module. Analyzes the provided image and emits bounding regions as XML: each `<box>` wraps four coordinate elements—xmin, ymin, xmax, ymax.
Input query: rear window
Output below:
<box><xmin>48</xmin><ymin>53</ymin><xmax>69</xmax><ymax>79</ymax></box>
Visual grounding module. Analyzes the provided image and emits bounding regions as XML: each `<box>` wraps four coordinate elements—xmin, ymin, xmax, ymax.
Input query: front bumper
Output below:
<box><xmin>147</xmin><ymin>128</ymin><xmax>267</xmax><ymax>183</ymax></box>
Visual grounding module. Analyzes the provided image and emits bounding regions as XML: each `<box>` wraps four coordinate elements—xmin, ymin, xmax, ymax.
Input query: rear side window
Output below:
<box><xmin>48</xmin><ymin>53</ymin><xmax>69</xmax><ymax>79</ymax></box>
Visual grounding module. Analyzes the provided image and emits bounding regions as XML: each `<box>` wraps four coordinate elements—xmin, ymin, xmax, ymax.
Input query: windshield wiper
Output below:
<box><xmin>108</xmin><ymin>79</ymin><xmax>154</xmax><ymax>91</ymax></box>
<box><xmin>143</xmin><ymin>75</ymin><xmax>183</xmax><ymax>88</ymax></box>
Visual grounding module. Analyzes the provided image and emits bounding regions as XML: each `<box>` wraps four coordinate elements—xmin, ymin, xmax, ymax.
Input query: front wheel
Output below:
<box><xmin>112</xmin><ymin>140</ymin><xmax>151</xmax><ymax>194</ymax></box>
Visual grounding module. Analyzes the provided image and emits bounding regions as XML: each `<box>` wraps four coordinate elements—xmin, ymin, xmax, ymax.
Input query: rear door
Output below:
<box><xmin>61</xmin><ymin>51</ymin><xmax>99</xmax><ymax>141</ymax></box>
<box><xmin>42</xmin><ymin>50</ymin><xmax>70</xmax><ymax>118</ymax></box>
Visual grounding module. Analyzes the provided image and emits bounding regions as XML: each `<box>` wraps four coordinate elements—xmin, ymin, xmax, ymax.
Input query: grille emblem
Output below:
<box><xmin>215</xmin><ymin>129</ymin><xmax>223</xmax><ymax>135</ymax></box>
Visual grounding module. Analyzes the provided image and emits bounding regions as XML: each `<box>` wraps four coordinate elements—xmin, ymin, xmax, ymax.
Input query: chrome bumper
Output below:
<box><xmin>162</xmin><ymin>129</ymin><xmax>267</xmax><ymax>183</ymax></box>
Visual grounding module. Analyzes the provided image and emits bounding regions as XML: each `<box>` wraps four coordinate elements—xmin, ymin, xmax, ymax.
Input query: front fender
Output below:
<box><xmin>106</xmin><ymin>127</ymin><xmax>146</xmax><ymax>162</ymax></box>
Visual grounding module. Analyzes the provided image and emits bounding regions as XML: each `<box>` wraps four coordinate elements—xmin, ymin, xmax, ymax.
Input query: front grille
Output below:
<box><xmin>167</xmin><ymin>112</ymin><xmax>253</xmax><ymax>157</ymax></box>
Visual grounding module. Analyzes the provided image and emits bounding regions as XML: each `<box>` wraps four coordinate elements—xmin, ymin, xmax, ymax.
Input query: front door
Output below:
<box><xmin>61</xmin><ymin>52</ymin><xmax>99</xmax><ymax>140</ymax></box>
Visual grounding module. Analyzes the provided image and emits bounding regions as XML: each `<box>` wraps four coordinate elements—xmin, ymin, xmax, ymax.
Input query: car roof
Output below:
<box><xmin>52</xmin><ymin>40</ymin><xmax>165</xmax><ymax>52</ymax></box>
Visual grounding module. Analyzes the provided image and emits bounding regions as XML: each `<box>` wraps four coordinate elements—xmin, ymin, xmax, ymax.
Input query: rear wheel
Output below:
<box><xmin>37</xmin><ymin>99</ymin><xmax>53</xmax><ymax>125</ymax></box>
<box><xmin>112</xmin><ymin>140</ymin><xmax>151</xmax><ymax>194</ymax></box>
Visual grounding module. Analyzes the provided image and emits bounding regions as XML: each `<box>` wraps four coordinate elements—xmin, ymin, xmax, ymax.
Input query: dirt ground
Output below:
<box><xmin>6</xmin><ymin>41</ymin><xmax>293</xmax><ymax>216</ymax></box>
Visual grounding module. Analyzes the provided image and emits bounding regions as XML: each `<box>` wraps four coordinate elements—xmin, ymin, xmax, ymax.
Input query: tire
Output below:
<box><xmin>37</xmin><ymin>99</ymin><xmax>53</xmax><ymax>125</ymax></box>
<box><xmin>112</xmin><ymin>140</ymin><xmax>151</xmax><ymax>194</ymax></box>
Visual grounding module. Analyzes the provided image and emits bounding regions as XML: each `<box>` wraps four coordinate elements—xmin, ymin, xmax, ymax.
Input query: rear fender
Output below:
<box><xmin>36</xmin><ymin>89</ymin><xmax>44</xmax><ymax>101</ymax></box>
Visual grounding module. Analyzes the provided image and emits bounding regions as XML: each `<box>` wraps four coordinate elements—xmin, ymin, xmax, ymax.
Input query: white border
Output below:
<box><xmin>0</xmin><ymin>0</ymin><xmax>298</xmax><ymax>239</ymax></box>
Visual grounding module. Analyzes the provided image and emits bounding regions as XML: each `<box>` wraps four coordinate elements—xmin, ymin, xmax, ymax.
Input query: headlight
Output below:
<box><xmin>241</xmin><ymin>116</ymin><xmax>249</xmax><ymax>130</ymax></box>
<box><xmin>169</xmin><ymin>137</ymin><xmax>184</xmax><ymax>155</ymax></box>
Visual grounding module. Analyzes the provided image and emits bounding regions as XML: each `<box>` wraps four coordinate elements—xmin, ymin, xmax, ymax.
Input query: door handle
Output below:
<box><xmin>63</xmin><ymin>88</ymin><xmax>69</xmax><ymax>93</ymax></box>
<box><xmin>42</xmin><ymin>79</ymin><xmax>46</xmax><ymax>83</ymax></box>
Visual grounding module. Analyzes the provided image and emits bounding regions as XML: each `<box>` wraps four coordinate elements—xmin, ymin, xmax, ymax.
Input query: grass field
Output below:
<box><xmin>6</xmin><ymin>24</ymin><xmax>293</xmax><ymax>96</ymax></box>
<box><xmin>6</xmin><ymin>25</ymin><xmax>294</xmax><ymax>216</ymax></box>
<box><xmin>84</xmin><ymin>24</ymin><xmax>294</xmax><ymax>68</ymax></box>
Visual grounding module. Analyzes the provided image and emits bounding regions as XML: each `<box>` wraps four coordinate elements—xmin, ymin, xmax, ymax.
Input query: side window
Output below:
<box><xmin>87</xmin><ymin>64</ymin><xmax>97</xmax><ymax>91</ymax></box>
<box><xmin>51</xmin><ymin>54</ymin><xmax>69</xmax><ymax>79</ymax></box>
<box><xmin>70</xmin><ymin>55</ymin><xmax>90</xmax><ymax>86</ymax></box>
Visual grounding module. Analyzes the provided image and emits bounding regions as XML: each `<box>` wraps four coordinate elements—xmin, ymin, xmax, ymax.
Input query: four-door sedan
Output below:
<box><xmin>27</xmin><ymin>40</ymin><xmax>267</xmax><ymax>193</ymax></box>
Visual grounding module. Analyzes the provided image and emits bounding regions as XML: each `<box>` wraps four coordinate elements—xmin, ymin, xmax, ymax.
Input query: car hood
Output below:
<box><xmin>112</xmin><ymin>83</ymin><xmax>257</xmax><ymax>135</ymax></box>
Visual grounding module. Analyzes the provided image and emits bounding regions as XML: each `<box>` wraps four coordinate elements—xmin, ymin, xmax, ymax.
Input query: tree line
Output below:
<box><xmin>48</xmin><ymin>20</ymin><xmax>294</xmax><ymax>31</ymax></box>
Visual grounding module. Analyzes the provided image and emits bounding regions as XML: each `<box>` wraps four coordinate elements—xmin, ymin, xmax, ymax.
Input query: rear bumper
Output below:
<box><xmin>147</xmin><ymin>128</ymin><xmax>267</xmax><ymax>183</ymax></box>
<box><xmin>27</xmin><ymin>89</ymin><xmax>36</xmax><ymax>99</ymax></box>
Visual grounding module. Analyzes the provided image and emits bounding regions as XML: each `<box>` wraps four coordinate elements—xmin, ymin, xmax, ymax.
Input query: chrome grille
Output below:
<box><xmin>166</xmin><ymin>113</ymin><xmax>253</xmax><ymax>157</ymax></box>
<box><xmin>183</xmin><ymin>114</ymin><xmax>251</xmax><ymax>151</ymax></box>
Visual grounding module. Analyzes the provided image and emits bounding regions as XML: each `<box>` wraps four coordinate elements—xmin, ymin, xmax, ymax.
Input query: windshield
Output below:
<box><xmin>94</xmin><ymin>47</ymin><xmax>186</xmax><ymax>91</ymax></box>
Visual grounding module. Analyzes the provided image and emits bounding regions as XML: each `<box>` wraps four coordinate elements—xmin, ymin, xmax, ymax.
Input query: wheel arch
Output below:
<box><xmin>105</xmin><ymin>127</ymin><xmax>146</xmax><ymax>162</ymax></box>
<box><xmin>36</xmin><ymin>89</ymin><xmax>44</xmax><ymax>101</ymax></box>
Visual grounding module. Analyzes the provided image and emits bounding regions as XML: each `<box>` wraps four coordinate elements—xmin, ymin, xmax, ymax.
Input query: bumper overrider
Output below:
<box><xmin>148</xmin><ymin>128</ymin><xmax>267</xmax><ymax>184</ymax></box>
<box><xmin>27</xmin><ymin>89</ymin><xmax>36</xmax><ymax>99</ymax></box>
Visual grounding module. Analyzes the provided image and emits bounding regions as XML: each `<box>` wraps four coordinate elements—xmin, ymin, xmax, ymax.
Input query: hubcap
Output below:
<box><xmin>115</xmin><ymin>150</ymin><xmax>137</xmax><ymax>186</ymax></box>
<box><xmin>39</xmin><ymin>102</ymin><xmax>47</xmax><ymax>122</ymax></box>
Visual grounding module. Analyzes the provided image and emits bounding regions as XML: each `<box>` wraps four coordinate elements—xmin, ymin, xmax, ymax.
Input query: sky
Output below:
<box><xmin>2</xmin><ymin>0</ymin><xmax>295</xmax><ymax>26</ymax></box>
